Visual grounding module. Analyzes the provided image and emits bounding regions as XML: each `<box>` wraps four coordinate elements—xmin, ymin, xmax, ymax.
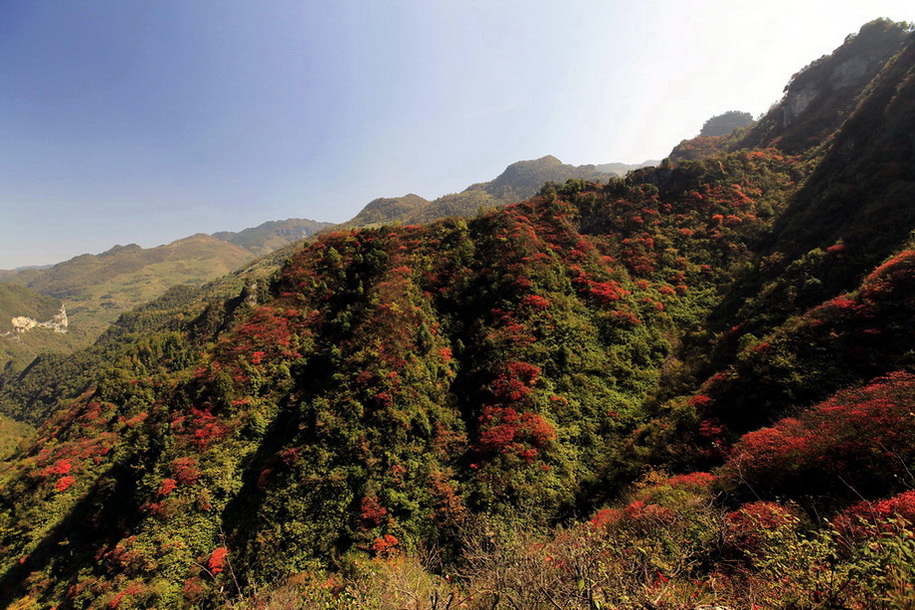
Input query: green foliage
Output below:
<box><xmin>0</xmin><ymin>20</ymin><xmax>915</xmax><ymax>608</ymax></box>
<box><xmin>699</xmin><ymin>110</ymin><xmax>754</xmax><ymax>137</ymax></box>
<box><xmin>0</xmin><ymin>414</ymin><xmax>34</xmax><ymax>461</ymax></box>
<box><xmin>1</xmin><ymin>235</ymin><xmax>254</xmax><ymax>354</ymax></box>
<box><xmin>235</xmin><ymin>477</ymin><xmax>915</xmax><ymax>608</ymax></box>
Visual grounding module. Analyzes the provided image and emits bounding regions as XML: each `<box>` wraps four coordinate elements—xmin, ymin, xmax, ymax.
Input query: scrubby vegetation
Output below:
<box><xmin>0</xmin><ymin>18</ymin><xmax>913</xmax><ymax>609</ymax></box>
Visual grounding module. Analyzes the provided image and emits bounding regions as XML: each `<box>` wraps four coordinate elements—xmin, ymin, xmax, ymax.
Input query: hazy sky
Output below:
<box><xmin>2</xmin><ymin>0</ymin><xmax>913</xmax><ymax>268</ymax></box>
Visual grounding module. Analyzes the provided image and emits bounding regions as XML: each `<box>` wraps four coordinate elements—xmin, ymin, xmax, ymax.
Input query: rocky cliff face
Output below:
<box><xmin>5</xmin><ymin>305</ymin><xmax>68</xmax><ymax>337</ymax></box>
<box><xmin>784</xmin><ymin>54</ymin><xmax>874</xmax><ymax>126</ymax></box>
<box><xmin>741</xmin><ymin>19</ymin><xmax>912</xmax><ymax>151</ymax></box>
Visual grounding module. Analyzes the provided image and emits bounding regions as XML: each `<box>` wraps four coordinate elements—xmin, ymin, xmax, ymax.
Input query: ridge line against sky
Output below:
<box><xmin>1</xmin><ymin>0</ymin><xmax>914</xmax><ymax>269</ymax></box>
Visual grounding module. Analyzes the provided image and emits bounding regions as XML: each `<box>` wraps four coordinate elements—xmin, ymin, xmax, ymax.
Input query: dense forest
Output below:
<box><xmin>0</xmin><ymin>156</ymin><xmax>636</xmax><ymax>375</ymax></box>
<box><xmin>0</xmin><ymin>18</ymin><xmax>914</xmax><ymax>608</ymax></box>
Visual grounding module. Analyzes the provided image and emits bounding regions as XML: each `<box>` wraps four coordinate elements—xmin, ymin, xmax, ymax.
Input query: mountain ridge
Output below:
<box><xmin>0</xmin><ymin>20</ymin><xmax>913</xmax><ymax>607</ymax></box>
<box><xmin>338</xmin><ymin>155</ymin><xmax>658</xmax><ymax>229</ymax></box>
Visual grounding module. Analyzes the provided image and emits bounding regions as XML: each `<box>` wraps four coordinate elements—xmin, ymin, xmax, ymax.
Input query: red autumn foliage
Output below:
<box><xmin>476</xmin><ymin>407</ymin><xmax>556</xmax><ymax>463</ymax></box>
<box><xmin>170</xmin><ymin>457</ymin><xmax>201</xmax><ymax>485</ymax></box>
<box><xmin>589</xmin><ymin>508</ymin><xmax>624</xmax><ymax>528</ymax></box>
<box><xmin>624</xmin><ymin>500</ymin><xmax>677</xmax><ymax>524</ymax></box>
<box><xmin>586</xmin><ymin>280</ymin><xmax>628</xmax><ymax>304</ymax></box>
<box><xmin>806</xmin><ymin>250</ymin><xmax>915</xmax><ymax>326</ymax></box>
<box><xmin>521</xmin><ymin>294</ymin><xmax>551</xmax><ymax>310</ymax></box>
<box><xmin>489</xmin><ymin>362</ymin><xmax>541</xmax><ymax>403</ymax></box>
<box><xmin>40</xmin><ymin>459</ymin><xmax>72</xmax><ymax>477</ymax></box>
<box><xmin>157</xmin><ymin>478</ymin><xmax>178</xmax><ymax>497</ymax></box>
<box><xmin>179</xmin><ymin>408</ymin><xmax>232</xmax><ymax>450</ymax></box>
<box><xmin>181</xmin><ymin>578</ymin><xmax>205</xmax><ymax>603</ymax></box>
<box><xmin>207</xmin><ymin>547</ymin><xmax>229</xmax><ymax>575</ymax></box>
<box><xmin>360</xmin><ymin>496</ymin><xmax>388</xmax><ymax>527</ymax></box>
<box><xmin>689</xmin><ymin>395</ymin><xmax>713</xmax><ymax>409</ymax></box>
<box><xmin>108</xmin><ymin>582</ymin><xmax>145</xmax><ymax>609</ymax></box>
<box><xmin>724</xmin><ymin>502</ymin><xmax>800</xmax><ymax>553</ymax></box>
<box><xmin>373</xmin><ymin>391</ymin><xmax>393</xmax><ymax>408</ymax></box>
<box><xmin>591</xmin><ymin>499</ymin><xmax>677</xmax><ymax>532</ymax></box>
<box><xmin>55</xmin><ymin>475</ymin><xmax>75</xmax><ymax>492</ymax></box>
<box><xmin>119</xmin><ymin>412</ymin><xmax>148</xmax><ymax>428</ymax></box>
<box><xmin>371</xmin><ymin>534</ymin><xmax>399</xmax><ymax>556</ymax></box>
<box><xmin>225</xmin><ymin>306</ymin><xmax>307</xmax><ymax>364</ymax></box>
<box><xmin>697</xmin><ymin>418</ymin><xmax>725</xmax><ymax>439</ymax></box>
<box><xmin>428</xmin><ymin>469</ymin><xmax>467</xmax><ymax>524</ymax></box>
<box><xmin>665</xmin><ymin>472</ymin><xmax>717</xmax><ymax>489</ymax></box>
<box><xmin>721</xmin><ymin>372</ymin><xmax>915</xmax><ymax>497</ymax></box>
<box><xmin>235</xmin><ymin>308</ymin><xmax>293</xmax><ymax>349</ymax></box>
<box><xmin>610</xmin><ymin>310</ymin><xmax>641</xmax><ymax>326</ymax></box>
<box><xmin>834</xmin><ymin>490</ymin><xmax>915</xmax><ymax>542</ymax></box>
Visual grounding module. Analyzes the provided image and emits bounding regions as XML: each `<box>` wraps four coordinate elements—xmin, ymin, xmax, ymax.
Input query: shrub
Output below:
<box><xmin>721</xmin><ymin>372</ymin><xmax>915</xmax><ymax>498</ymax></box>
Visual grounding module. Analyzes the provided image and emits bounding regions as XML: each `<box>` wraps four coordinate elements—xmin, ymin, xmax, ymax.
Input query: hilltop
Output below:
<box><xmin>211</xmin><ymin>218</ymin><xmax>334</xmax><ymax>257</ymax></box>
<box><xmin>339</xmin><ymin>155</ymin><xmax>656</xmax><ymax>229</ymax></box>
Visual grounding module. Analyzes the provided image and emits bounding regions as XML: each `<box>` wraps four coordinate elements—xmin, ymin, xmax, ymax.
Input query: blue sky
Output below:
<box><xmin>2</xmin><ymin>0</ymin><xmax>913</xmax><ymax>268</ymax></box>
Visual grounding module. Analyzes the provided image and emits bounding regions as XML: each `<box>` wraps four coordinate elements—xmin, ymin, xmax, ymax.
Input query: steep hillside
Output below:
<box><xmin>0</xmin><ymin>146</ymin><xmax>804</xmax><ymax>606</ymax></box>
<box><xmin>0</xmin><ymin>19</ymin><xmax>912</xmax><ymax>609</ymax></box>
<box><xmin>667</xmin><ymin>20</ymin><xmax>910</xmax><ymax>164</ymax></box>
<box><xmin>640</xmin><ymin>30</ymin><xmax>915</xmax><ymax>475</ymax></box>
<box><xmin>700</xmin><ymin>19</ymin><xmax>915</xmax><ymax>375</ymax></box>
<box><xmin>740</xmin><ymin>18</ymin><xmax>911</xmax><ymax>153</ymax></box>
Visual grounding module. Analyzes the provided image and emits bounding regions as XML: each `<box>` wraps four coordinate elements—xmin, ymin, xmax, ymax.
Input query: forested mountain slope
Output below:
<box><xmin>0</xmin><ymin>222</ymin><xmax>332</xmax><ymax>373</ymax></box>
<box><xmin>0</xmin><ymin>155</ymin><xmax>643</xmax><ymax>372</ymax></box>
<box><xmin>0</xmin><ymin>19</ymin><xmax>912</xmax><ymax>609</ymax></box>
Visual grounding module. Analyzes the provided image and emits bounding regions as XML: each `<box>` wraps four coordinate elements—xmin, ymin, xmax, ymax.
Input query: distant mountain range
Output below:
<box><xmin>1</xmin><ymin>19</ymin><xmax>914</xmax><ymax>607</ymax></box>
<box><xmin>0</xmin><ymin>220</ymin><xmax>330</xmax><ymax>370</ymax></box>
<box><xmin>212</xmin><ymin>218</ymin><xmax>333</xmax><ymax>256</ymax></box>
<box><xmin>0</xmin><ymin>157</ymin><xmax>655</xmax><ymax>371</ymax></box>
<box><xmin>339</xmin><ymin>155</ymin><xmax>658</xmax><ymax>228</ymax></box>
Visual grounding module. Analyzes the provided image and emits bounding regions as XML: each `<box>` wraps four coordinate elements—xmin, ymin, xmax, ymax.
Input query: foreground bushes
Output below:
<box><xmin>230</xmin><ymin>473</ymin><xmax>915</xmax><ymax>609</ymax></box>
<box><xmin>720</xmin><ymin>371</ymin><xmax>915</xmax><ymax>500</ymax></box>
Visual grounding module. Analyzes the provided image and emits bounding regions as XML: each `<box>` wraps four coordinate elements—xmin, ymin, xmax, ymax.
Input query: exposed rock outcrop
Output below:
<box><xmin>5</xmin><ymin>305</ymin><xmax>68</xmax><ymax>338</ymax></box>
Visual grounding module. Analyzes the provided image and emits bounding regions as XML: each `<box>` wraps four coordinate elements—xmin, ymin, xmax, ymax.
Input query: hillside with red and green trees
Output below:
<box><xmin>0</xmin><ymin>18</ymin><xmax>914</xmax><ymax>608</ymax></box>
